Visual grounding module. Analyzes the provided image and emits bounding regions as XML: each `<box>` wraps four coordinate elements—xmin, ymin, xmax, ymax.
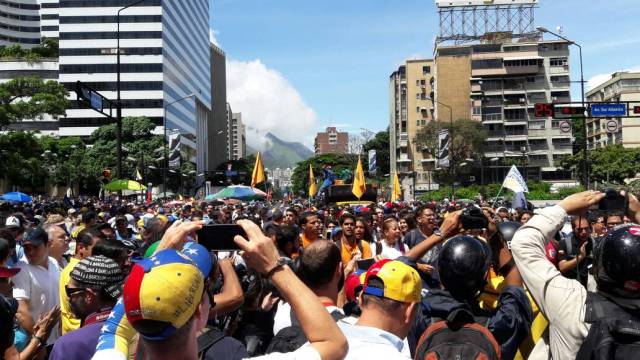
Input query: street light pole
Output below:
<box><xmin>537</xmin><ymin>27</ymin><xmax>588</xmax><ymax>189</ymax></box>
<box><xmin>117</xmin><ymin>0</ymin><xmax>147</xmax><ymax>181</ymax></box>
<box><xmin>427</xmin><ymin>96</ymin><xmax>453</xmax><ymax>196</ymax></box>
<box><xmin>163</xmin><ymin>93</ymin><xmax>195</xmax><ymax>199</ymax></box>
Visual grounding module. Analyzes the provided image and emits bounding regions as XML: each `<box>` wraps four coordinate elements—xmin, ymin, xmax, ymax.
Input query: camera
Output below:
<box><xmin>461</xmin><ymin>206</ymin><xmax>489</xmax><ymax>230</ymax></box>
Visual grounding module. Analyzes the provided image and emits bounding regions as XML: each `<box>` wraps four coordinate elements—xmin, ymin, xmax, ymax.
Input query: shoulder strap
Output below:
<box><xmin>563</xmin><ymin>235</ymin><xmax>573</xmax><ymax>255</ymax></box>
<box><xmin>197</xmin><ymin>327</ymin><xmax>227</xmax><ymax>357</ymax></box>
<box><xmin>375</xmin><ymin>241</ymin><xmax>383</xmax><ymax>256</ymax></box>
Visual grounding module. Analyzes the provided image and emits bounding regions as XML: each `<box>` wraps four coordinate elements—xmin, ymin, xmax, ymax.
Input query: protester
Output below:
<box><xmin>299</xmin><ymin>212</ymin><xmax>322</xmax><ymax>249</ymax></box>
<box><xmin>50</xmin><ymin>255</ymin><xmax>125</xmax><ymax>360</ymax></box>
<box><xmin>336</xmin><ymin>214</ymin><xmax>372</xmax><ymax>266</ymax></box>
<box><xmin>371</xmin><ymin>218</ymin><xmax>408</xmax><ymax>259</ymax></box>
<box><xmin>44</xmin><ymin>222</ymin><xmax>71</xmax><ymax>269</ymax></box>
<box><xmin>512</xmin><ymin>190</ymin><xmax>640</xmax><ymax>359</ymax></box>
<box><xmin>557</xmin><ymin>215</ymin><xmax>590</xmax><ymax>288</ymax></box>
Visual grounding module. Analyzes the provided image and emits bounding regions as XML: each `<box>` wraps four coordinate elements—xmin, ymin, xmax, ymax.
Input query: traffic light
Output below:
<box><xmin>534</xmin><ymin>103</ymin><xmax>553</xmax><ymax>118</ymax></box>
<box><xmin>554</xmin><ymin>105</ymin><xmax>586</xmax><ymax>118</ymax></box>
<box><xmin>634</xmin><ymin>106</ymin><xmax>640</xmax><ymax>114</ymax></box>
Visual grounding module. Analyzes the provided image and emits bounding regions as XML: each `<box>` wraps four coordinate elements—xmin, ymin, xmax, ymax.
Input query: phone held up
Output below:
<box><xmin>596</xmin><ymin>188</ymin><xmax>628</xmax><ymax>214</ymax></box>
<box><xmin>197</xmin><ymin>224</ymin><xmax>247</xmax><ymax>251</ymax></box>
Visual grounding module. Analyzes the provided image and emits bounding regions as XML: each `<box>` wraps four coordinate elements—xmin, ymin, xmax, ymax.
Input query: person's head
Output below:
<box><xmin>590</xmin><ymin>213</ymin><xmax>607</xmax><ymax>236</ymax></box>
<box><xmin>606</xmin><ymin>213</ymin><xmax>623</xmax><ymax>229</ymax></box>
<box><xmin>115</xmin><ymin>215</ymin><xmax>128</xmax><ymax>233</ymax></box>
<box><xmin>518</xmin><ymin>210</ymin><xmax>533</xmax><ymax>225</ymax></box>
<box><xmin>123</xmin><ymin>247</ymin><xmax>212</xmax><ymax>349</ymax></box>
<box><xmin>497</xmin><ymin>207</ymin><xmax>509</xmax><ymax>220</ymax></box>
<box><xmin>415</xmin><ymin>205</ymin><xmax>436</xmax><ymax>231</ymax></box>
<box><xmin>4</xmin><ymin>215</ymin><xmax>25</xmax><ymax>240</ymax></box>
<box><xmin>274</xmin><ymin>225</ymin><xmax>299</xmax><ymax>258</ymax></box>
<box><xmin>339</xmin><ymin>213</ymin><xmax>356</xmax><ymax>239</ymax></box>
<box><xmin>0</xmin><ymin>229</ymin><xmax>16</xmax><ymax>263</ymax></box>
<box><xmin>297</xmin><ymin>240</ymin><xmax>343</xmax><ymax>296</ymax></box>
<box><xmin>398</xmin><ymin>213</ymin><xmax>417</xmax><ymax>235</ymax></box>
<box><xmin>272</xmin><ymin>209</ymin><xmax>284</xmax><ymax>224</ymax></box>
<box><xmin>92</xmin><ymin>238</ymin><xmax>132</xmax><ymax>274</ymax></box>
<box><xmin>284</xmin><ymin>208</ymin><xmax>298</xmax><ymax>226</ymax></box>
<box><xmin>43</xmin><ymin>223</ymin><xmax>70</xmax><ymax>260</ymax></box>
<box><xmin>75</xmin><ymin>227</ymin><xmax>104</xmax><ymax>259</ymax></box>
<box><xmin>438</xmin><ymin>235</ymin><xmax>491</xmax><ymax>302</ymax></box>
<box><xmin>354</xmin><ymin>218</ymin><xmax>372</xmax><ymax>242</ymax></box>
<box><xmin>374</xmin><ymin>207</ymin><xmax>385</xmax><ymax>223</ymax></box>
<box><xmin>361</xmin><ymin>259</ymin><xmax>421</xmax><ymax>339</ymax></box>
<box><xmin>67</xmin><ymin>255</ymin><xmax>124</xmax><ymax>320</ymax></box>
<box><xmin>592</xmin><ymin>224</ymin><xmax>640</xmax><ymax>300</ymax></box>
<box><xmin>22</xmin><ymin>227</ymin><xmax>50</xmax><ymax>266</ymax></box>
<box><xmin>382</xmin><ymin>218</ymin><xmax>401</xmax><ymax>245</ymax></box>
<box><xmin>0</xmin><ymin>238</ymin><xmax>20</xmax><ymax>298</ymax></box>
<box><xmin>300</xmin><ymin>212</ymin><xmax>321</xmax><ymax>238</ymax></box>
<box><xmin>97</xmin><ymin>222</ymin><xmax>116</xmax><ymax>241</ymax></box>
<box><xmin>142</xmin><ymin>217</ymin><xmax>166</xmax><ymax>245</ymax></box>
<box><xmin>571</xmin><ymin>216</ymin><xmax>591</xmax><ymax>242</ymax></box>
<box><xmin>82</xmin><ymin>211</ymin><xmax>97</xmax><ymax>226</ymax></box>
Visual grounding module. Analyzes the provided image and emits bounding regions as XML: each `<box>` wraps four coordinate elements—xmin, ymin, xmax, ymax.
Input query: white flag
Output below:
<box><xmin>502</xmin><ymin>165</ymin><xmax>528</xmax><ymax>193</ymax></box>
<box><xmin>512</xmin><ymin>191</ymin><xmax>527</xmax><ymax>209</ymax></box>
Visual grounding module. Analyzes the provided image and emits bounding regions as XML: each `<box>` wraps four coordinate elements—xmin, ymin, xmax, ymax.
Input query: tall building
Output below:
<box><xmin>431</xmin><ymin>37</ymin><xmax>574</xmax><ymax>182</ymax></box>
<box><xmin>586</xmin><ymin>72</ymin><xmax>640</xmax><ymax>149</ymax></box>
<box><xmin>314</xmin><ymin>126</ymin><xmax>348</xmax><ymax>155</ymax></box>
<box><xmin>210</xmin><ymin>43</ymin><xmax>228</xmax><ymax>169</ymax></box>
<box><xmin>57</xmin><ymin>0</ymin><xmax>212</xmax><ymax>171</ymax></box>
<box><xmin>229</xmin><ymin>110</ymin><xmax>245</xmax><ymax>160</ymax></box>
<box><xmin>389</xmin><ymin>59</ymin><xmax>435</xmax><ymax>200</ymax></box>
<box><xmin>0</xmin><ymin>0</ymin><xmax>41</xmax><ymax>47</ymax></box>
<box><xmin>40</xmin><ymin>0</ymin><xmax>59</xmax><ymax>40</ymax></box>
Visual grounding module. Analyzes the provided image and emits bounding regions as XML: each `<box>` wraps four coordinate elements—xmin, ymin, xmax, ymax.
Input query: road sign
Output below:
<box><xmin>75</xmin><ymin>81</ymin><xmax>113</xmax><ymax>118</ymax></box>
<box><xmin>591</xmin><ymin>103</ymin><xmax>627</xmax><ymax>117</ymax></box>
<box><xmin>606</xmin><ymin>119</ymin><xmax>619</xmax><ymax>133</ymax></box>
<box><xmin>559</xmin><ymin>121</ymin><xmax>572</xmax><ymax>133</ymax></box>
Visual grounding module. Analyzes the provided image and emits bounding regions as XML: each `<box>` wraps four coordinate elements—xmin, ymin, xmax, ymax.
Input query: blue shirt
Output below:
<box><xmin>49</xmin><ymin>321</ymin><xmax>103</xmax><ymax>360</ymax></box>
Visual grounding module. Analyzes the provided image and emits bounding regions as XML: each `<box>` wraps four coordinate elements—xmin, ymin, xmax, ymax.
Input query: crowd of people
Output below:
<box><xmin>0</xmin><ymin>190</ymin><xmax>638</xmax><ymax>359</ymax></box>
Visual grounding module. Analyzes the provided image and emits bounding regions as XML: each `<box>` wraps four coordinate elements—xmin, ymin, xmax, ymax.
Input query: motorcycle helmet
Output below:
<box><xmin>593</xmin><ymin>224</ymin><xmax>640</xmax><ymax>299</ymax></box>
<box><xmin>438</xmin><ymin>235</ymin><xmax>491</xmax><ymax>300</ymax></box>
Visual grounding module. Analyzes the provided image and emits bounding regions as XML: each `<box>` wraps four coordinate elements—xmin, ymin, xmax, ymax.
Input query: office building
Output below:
<box><xmin>229</xmin><ymin>109</ymin><xmax>245</xmax><ymax>160</ymax></box>
<box><xmin>57</xmin><ymin>0</ymin><xmax>212</xmax><ymax>171</ymax></box>
<box><xmin>586</xmin><ymin>71</ymin><xmax>640</xmax><ymax>149</ymax></box>
<box><xmin>267</xmin><ymin>167</ymin><xmax>292</xmax><ymax>189</ymax></box>
<box><xmin>389</xmin><ymin>59</ymin><xmax>436</xmax><ymax>200</ymax></box>
<box><xmin>314</xmin><ymin>126</ymin><xmax>348</xmax><ymax>155</ymax></box>
<box><xmin>431</xmin><ymin>37</ymin><xmax>574</xmax><ymax>182</ymax></box>
<box><xmin>210</xmin><ymin>43</ymin><xmax>228</xmax><ymax>169</ymax></box>
<box><xmin>0</xmin><ymin>0</ymin><xmax>41</xmax><ymax>47</ymax></box>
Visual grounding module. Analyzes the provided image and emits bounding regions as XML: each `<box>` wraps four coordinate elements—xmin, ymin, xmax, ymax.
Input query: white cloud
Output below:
<box><xmin>209</xmin><ymin>28</ymin><xmax>220</xmax><ymax>46</ymax></box>
<box><xmin>226</xmin><ymin>59</ymin><xmax>318</xmax><ymax>151</ymax></box>
<box><xmin>587</xmin><ymin>65</ymin><xmax>640</xmax><ymax>90</ymax></box>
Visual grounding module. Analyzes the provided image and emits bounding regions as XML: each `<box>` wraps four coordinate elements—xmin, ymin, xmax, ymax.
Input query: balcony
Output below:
<box><xmin>397</xmin><ymin>133</ymin><xmax>408</xmax><ymax>147</ymax></box>
<box><xmin>397</xmin><ymin>155</ymin><xmax>412</xmax><ymax>163</ymax></box>
<box><xmin>549</xmin><ymin>65</ymin><xmax>570</xmax><ymax>74</ymax></box>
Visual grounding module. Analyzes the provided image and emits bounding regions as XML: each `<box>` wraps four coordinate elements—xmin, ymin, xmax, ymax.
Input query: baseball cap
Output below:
<box><xmin>70</xmin><ymin>255</ymin><xmax>125</xmax><ymax>300</ymax></box>
<box><xmin>363</xmin><ymin>259</ymin><xmax>422</xmax><ymax>303</ymax></box>
<box><xmin>4</xmin><ymin>216</ymin><xmax>21</xmax><ymax>229</ymax></box>
<box><xmin>123</xmin><ymin>246</ymin><xmax>212</xmax><ymax>340</ymax></box>
<box><xmin>68</xmin><ymin>208</ymin><xmax>77</xmax><ymax>215</ymax></box>
<box><xmin>22</xmin><ymin>227</ymin><xmax>48</xmax><ymax>247</ymax></box>
<box><xmin>345</xmin><ymin>271</ymin><xmax>366</xmax><ymax>302</ymax></box>
<box><xmin>0</xmin><ymin>266</ymin><xmax>20</xmax><ymax>278</ymax></box>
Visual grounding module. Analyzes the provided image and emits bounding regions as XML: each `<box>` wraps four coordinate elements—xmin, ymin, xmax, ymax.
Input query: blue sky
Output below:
<box><xmin>210</xmin><ymin>0</ymin><xmax>640</xmax><ymax>147</ymax></box>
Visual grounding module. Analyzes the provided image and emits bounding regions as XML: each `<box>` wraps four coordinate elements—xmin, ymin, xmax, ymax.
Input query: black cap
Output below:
<box><xmin>22</xmin><ymin>227</ymin><xmax>48</xmax><ymax>246</ymax></box>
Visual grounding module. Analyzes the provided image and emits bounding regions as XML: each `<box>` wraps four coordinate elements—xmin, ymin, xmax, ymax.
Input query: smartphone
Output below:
<box><xmin>598</xmin><ymin>189</ymin><xmax>628</xmax><ymax>213</ymax></box>
<box><xmin>197</xmin><ymin>224</ymin><xmax>247</xmax><ymax>251</ymax></box>
<box><xmin>356</xmin><ymin>258</ymin><xmax>375</xmax><ymax>271</ymax></box>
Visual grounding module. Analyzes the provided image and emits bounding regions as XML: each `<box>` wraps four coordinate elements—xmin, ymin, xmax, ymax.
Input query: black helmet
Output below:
<box><xmin>496</xmin><ymin>221</ymin><xmax>522</xmax><ymax>245</ymax></box>
<box><xmin>489</xmin><ymin>222</ymin><xmax>521</xmax><ymax>273</ymax></box>
<box><xmin>438</xmin><ymin>236</ymin><xmax>491</xmax><ymax>300</ymax></box>
<box><xmin>593</xmin><ymin>224</ymin><xmax>640</xmax><ymax>299</ymax></box>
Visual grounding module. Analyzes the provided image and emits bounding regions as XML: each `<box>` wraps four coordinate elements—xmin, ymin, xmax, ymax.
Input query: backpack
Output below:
<box><xmin>414</xmin><ymin>308</ymin><xmax>501</xmax><ymax>360</ymax></box>
<box><xmin>266</xmin><ymin>308</ymin><xmax>345</xmax><ymax>354</ymax></box>
<box><xmin>339</xmin><ymin>238</ymin><xmax>364</xmax><ymax>256</ymax></box>
<box><xmin>576</xmin><ymin>292</ymin><xmax>640</xmax><ymax>360</ymax></box>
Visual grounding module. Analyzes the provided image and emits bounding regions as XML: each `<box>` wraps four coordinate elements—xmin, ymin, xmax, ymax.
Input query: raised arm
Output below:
<box><xmin>235</xmin><ymin>220</ymin><xmax>348</xmax><ymax>360</ymax></box>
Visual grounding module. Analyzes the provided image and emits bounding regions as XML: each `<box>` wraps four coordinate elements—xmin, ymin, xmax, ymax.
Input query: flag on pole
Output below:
<box><xmin>309</xmin><ymin>164</ymin><xmax>317</xmax><ymax>197</ymax></box>
<box><xmin>135</xmin><ymin>168</ymin><xmax>143</xmax><ymax>181</ymax></box>
<box><xmin>251</xmin><ymin>152</ymin><xmax>266</xmax><ymax>187</ymax></box>
<box><xmin>352</xmin><ymin>156</ymin><xmax>366</xmax><ymax>199</ymax></box>
<box><xmin>391</xmin><ymin>172</ymin><xmax>401</xmax><ymax>202</ymax></box>
<box><xmin>512</xmin><ymin>191</ymin><xmax>527</xmax><ymax>209</ymax></box>
<box><xmin>502</xmin><ymin>165</ymin><xmax>529</xmax><ymax>193</ymax></box>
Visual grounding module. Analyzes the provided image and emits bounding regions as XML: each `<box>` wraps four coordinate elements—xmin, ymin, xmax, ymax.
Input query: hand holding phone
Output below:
<box><xmin>197</xmin><ymin>224</ymin><xmax>248</xmax><ymax>251</ymax></box>
<box><xmin>598</xmin><ymin>189</ymin><xmax>628</xmax><ymax>214</ymax></box>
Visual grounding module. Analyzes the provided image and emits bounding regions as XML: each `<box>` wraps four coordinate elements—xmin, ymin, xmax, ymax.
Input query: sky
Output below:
<box><xmin>210</xmin><ymin>0</ymin><xmax>640</xmax><ymax>150</ymax></box>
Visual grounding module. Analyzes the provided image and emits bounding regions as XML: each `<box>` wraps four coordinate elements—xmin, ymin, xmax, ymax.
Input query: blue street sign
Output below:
<box><xmin>591</xmin><ymin>103</ymin><xmax>627</xmax><ymax>117</ymax></box>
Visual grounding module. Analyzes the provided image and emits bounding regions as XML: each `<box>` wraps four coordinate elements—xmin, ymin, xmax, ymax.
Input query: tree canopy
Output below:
<box><xmin>362</xmin><ymin>128</ymin><xmax>390</xmax><ymax>177</ymax></box>
<box><xmin>561</xmin><ymin>144</ymin><xmax>640</xmax><ymax>185</ymax></box>
<box><xmin>0</xmin><ymin>76</ymin><xmax>68</xmax><ymax>128</ymax></box>
<box><xmin>291</xmin><ymin>153</ymin><xmax>359</xmax><ymax>196</ymax></box>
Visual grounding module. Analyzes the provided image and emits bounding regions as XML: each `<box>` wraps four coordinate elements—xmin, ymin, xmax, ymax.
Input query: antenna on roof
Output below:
<box><xmin>556</xmin><ymin>25</ymin><xmax>564</xmax><ymax>36</ymax></box>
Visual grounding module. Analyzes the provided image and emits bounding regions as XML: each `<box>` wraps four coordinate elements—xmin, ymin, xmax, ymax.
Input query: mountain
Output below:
<box><xmin>248</xmin><ymin>133</ymin><xmax>314</xmax><ymax>169</ymax></box>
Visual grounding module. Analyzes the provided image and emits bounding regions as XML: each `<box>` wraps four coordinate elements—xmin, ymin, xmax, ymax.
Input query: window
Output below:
<box><xmin>472</xmin><ymin>107</ymin><xmax>482</xmax><ymax>115</ymax></box>
<box><xmin>423</xmin><ymin>66</ymin><xmax>431</xmax><ymax>74</ymax></box>
<box><xmin>416</xmin><ymin>106</ymin><xmax>420</xmax><ymax>113</ymax></box>
<box><xmin>416</xmin><ymin>80</ymin><xmax>420</xmax><ymax>86</ymax></box>
<box><xmin>526</xmin><ymin>76</ymin><xmax>536</xmax><ymax>83</ymax></box>
<box><xmin>420</xmin><ymin>79</ymin><xmax>426</xmax><ymax>85</ymax></box>
<box><xmin>416</xmin><ymin>93</ymin><xmax>421</xmax><ymax>99</ymax></box>
<box><xmin>550</xmin><ymin>58</ymin><xmax>568</xmax><ymax>67</ymax></box>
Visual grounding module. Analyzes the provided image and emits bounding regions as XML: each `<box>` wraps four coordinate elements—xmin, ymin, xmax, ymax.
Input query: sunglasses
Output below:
<box><xmin>65</xmin><ymin>285</ymin><xmax>88</xmax><ymax>298</ymax></box>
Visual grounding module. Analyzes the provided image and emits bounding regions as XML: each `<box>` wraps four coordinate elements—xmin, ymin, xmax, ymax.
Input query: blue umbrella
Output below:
<box><xmin>1</xmin><ymin>191</ymin><xmax>32</xmax><ymax>203</ymax></box>
<box><xmin>207</xmin><ymin>185</ymin><xmax>267</xmax><ymax>201</ymax></box>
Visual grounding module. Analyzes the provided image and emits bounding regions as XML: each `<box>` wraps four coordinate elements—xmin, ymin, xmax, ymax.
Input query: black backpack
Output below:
<box><xmin>414</xmin><ymin>308</ymin><xmax>501</xmax><ymax>360</ymax></box>
<box><xmin>577</xmin><ymin>292</ymin><xmax>640</xmax><ymax>360</ymax></box>
<box><xmin>266</xmin><ymin>308</ymin><xmax>345</xmax><ymax>354</ymax></box>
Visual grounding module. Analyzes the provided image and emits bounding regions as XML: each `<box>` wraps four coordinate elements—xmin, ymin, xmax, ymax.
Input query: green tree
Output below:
<box><xmin>362</xmin><ymin>128</ymin><xmax>390</xmax><ymax>178</ymax></box>
<box><xmin>0</xmin><ymin>39</ymin><xmax>58</xmax><ymax>62</ymax></box>
<box><xmin>414</xmin><ymin>119</ymin><xmax>487</xmax><ymax>187</ymax></box>
<box><xmin>561</xmin><ymin>144</ymin><xmax>640</xmax><ymax>185</ymax></box>
<box><xmin>0</xmin><ymin>76</ymin><xmax>68</xmax><ymax>128</ymax></box>
<box><xmin>291</xmin><ymin>153</ymin><xmax>359</xmax><ymax>196</ymax></box>
<box><xmin>0</xmin><ymin>131</ymin><xmax>47</xmax><ymax>191</ymax></box>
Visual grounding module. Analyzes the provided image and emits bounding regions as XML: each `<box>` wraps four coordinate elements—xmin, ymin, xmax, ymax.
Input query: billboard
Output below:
<box><xmin>435</xmin><ymin>0</ymin><xmax>537</xmax><ymax>7</ymax></box>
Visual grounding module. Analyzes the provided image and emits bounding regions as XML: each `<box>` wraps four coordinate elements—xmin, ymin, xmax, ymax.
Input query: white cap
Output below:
<box><xmin>5</xmin><ymin>216</ymin><xmax>20</xmax><ymax>228</ymax></box>
<box><xmin>68</xmin><ymin>208</ymin><xmax>77</xmax><ymax>215</ymax></box>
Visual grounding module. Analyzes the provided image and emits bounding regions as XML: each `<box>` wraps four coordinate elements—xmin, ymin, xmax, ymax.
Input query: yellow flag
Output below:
<box><xmin>352</xmin><ymin>156</ymin><xmax>366</xmax><ymax>199</ymax></box>
<box><xmin>309</xmin><ymin>164</ymin><xmax>317</xmax><ymax>197</ymax></box>
<box><xmin>251</xmin><ymin>152</ymin><xmax>266</xmax><ymax>187</ymax></box>
<box><xmin>391</xmin><ymin>172</ymin><xmax>401</xmax><ymax>202</ymax></box>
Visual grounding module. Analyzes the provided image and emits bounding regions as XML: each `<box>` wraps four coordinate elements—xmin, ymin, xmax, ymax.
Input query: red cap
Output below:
<box><xmin>0</xmin><ymin>266</ymin><xmax>20</xmax><ymax>278</ymax></box>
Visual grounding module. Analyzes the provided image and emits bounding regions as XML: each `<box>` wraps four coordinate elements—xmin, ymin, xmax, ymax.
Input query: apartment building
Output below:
<box><xmin>228</xmin><ymin>109</ymin><xmax>246</xmax><ymax>160</ymax></box>
<box><xmin>389</xmin><ymin>59</ymin><xmax>435</xmax><ymax>200</ymax></box>
<box><xmin>433</xmin><ymin>37</ymin><xmax>574</xmax><ymax>182</ymax></box>
<box><xmin>210</xmin><ymin>43</ymin><xmax>228</xmax><ymax>169</ymax></box>
<box><xmin>314</xmin><ymin>126</ymin><xmax>348</xmax><ymax>155</ymax></box>
<box><xmin>586</xmin><ymin>71</ymin><xmax>640</xmax><ymax>149</ymax></box>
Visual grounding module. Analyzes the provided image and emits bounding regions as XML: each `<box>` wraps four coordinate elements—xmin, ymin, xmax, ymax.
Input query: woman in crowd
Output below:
<box><xmin>371</xmin><ymin>217</ymin><xmax>409</xmax><ymax>259</ymax></box>
<box><xmin>354</xmin><ymin>217</ymin><xmax>374</xmax><ymax>244</ymax></box>
<box><xmin>398</xmin><ymin>213</ymin><xmax>417</xmax><ymax>237</ymax></box>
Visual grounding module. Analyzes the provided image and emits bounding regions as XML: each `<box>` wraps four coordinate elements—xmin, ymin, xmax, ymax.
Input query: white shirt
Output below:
<box><xmin>12</xmin><ymin>256</ymin><xmax>62</xmax><ymax>345</ymax></box>
<box><xmin>248</xmin><ymin>346</ymin><xmax>321</xmax><ymax>360</ymax></box>
<box><xmin>273</xmin><ymin>301</ymin><xmax>343</xmax><ymax>335</ymax></box>
<box><xmin>337</xmin><ymin>321</ymin><xmax>410</xmax><ymax>359</ymax></box>
<box><xmin>371</xmin><ymin>240</ymin><xmax>409</xmax><ymax>260</ymax></box>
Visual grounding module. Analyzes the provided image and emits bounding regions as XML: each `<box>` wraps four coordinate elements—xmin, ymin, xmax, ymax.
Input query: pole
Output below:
<box><xmin>162</xmin><ymin>93</ymin><xmax>195</xmax><ymax>200</ymax></box>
